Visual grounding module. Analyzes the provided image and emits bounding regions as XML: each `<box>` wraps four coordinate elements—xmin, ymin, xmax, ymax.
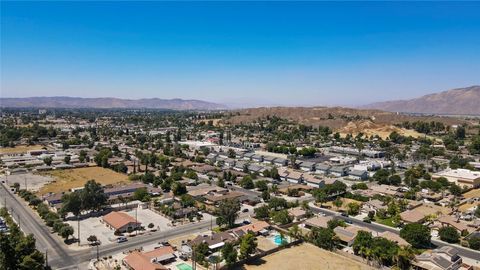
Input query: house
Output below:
<box><xmin>123</xmin><ymin>246</ymin><xmax>176</xmax><ymax>270</ymax></box>
<box><xmin>303</xmin><ymin>174</ymin><xmax>324</xmax><ymax>188</ymax></box>
<box><xmin>432</xmin><ymin>169</ymin><xmax>480</xmax><ymax>188</ymax></box>
<box><xmin>102</xmin><ymin>211</ymin><xmax>141</xmax><ymax>233</ymax></box>
<box><xmin>299</xmin><ymin>161</ymin><xmax>316</xmax><ymax>172</ymax></box>
<box><xmin>315</xmin><ymin>163</ymin><xmax>331</xmax><ymax>175</ymax></box>
<box><xmin>348</xmin><ymin>169</ymin><xmax>368</xmax><ymax>180</ymax></box>
<box><xmin>206</xmin><ymin>153</ymin><xmax>218</xmax><ymax>163</ymax></box>
<box><xmin>288</xmin><ymin>207</ymin><xmax>307</xmax><ymax>221</ymax></box>
<box><xmin>400</xmin><ymin>204</ymin><xmax>450</xmax><ymax>224</ymax></box>
<box><xmin>262</xmin><ymin>155</ymin><xmax>276</xmax><ymax>165</ymax></box>
<box><xmin>188</xmin><ymin>232</ymin><xmax>236</xmax><ymax>251</ymax></box>
<box><xmin>412</xmin><ymin>246</ymin><xmax>469</xmax><ymax>270</ymax></box>
<box><xmin>273</xmin><ymin>157</ymin><xmax>288</xmax><ymax>167</ymax></box>
<box><xmin>252</xmin><ymin>154</ymin><xmax>264</xmax><ymax>163</ymax></box>
<box><xmin>231</xmin><ymin>221</ymin><xmax>270</xmax><ymax>237</ymax></box>
<box><xmin>363</xmin><ymin>199</ymin><xmax>387</xmax><ymax>214</ymax></box>
<box><xmin>378</xmin><ymin>231</ymin><xmax>410</xmax><ymax>247</ymax></box>
<box><xmin>243</xmin><ymin>152</ymin><xmax>255</xmax><ymax>161</ymax></box>
<box><xmin>330</xmin><ymin>166</ymin><xmax>348</xmax><ymax>177</ymax></box>
<box><xmin>285</xmin><ymin>170</ymin><xmax>303</xmax><ymax>184</ymax></box>
<box><xmin>334</xmin><ymin>226</ymin><xmax>373</xmax><ymax>246</ymax></box>
<box><xmin>204</xmin><ymin>191</ymin><xmax>243</xmax><ymax>205</ymax></box>
<box><xmin>304</xmin><ymin>216</ymin><xmax>333</xmax><ymax>229</ymax></box>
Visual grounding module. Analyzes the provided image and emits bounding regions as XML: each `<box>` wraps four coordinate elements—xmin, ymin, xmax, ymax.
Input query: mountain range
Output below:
<box><xmin>0</xmin><ymin>96</ymin><xmax>227</xmax><ymax>110</ymax></box>
<box><xmin>362</xmin><ymin>85</ymin><xmax>480</xmax><ymax>115</ymax></box>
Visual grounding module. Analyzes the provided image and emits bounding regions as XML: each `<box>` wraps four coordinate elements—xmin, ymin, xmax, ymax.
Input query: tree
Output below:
<box><xmin>396</xmin><ymin>246</ymin><xmax>415</xmax><ymax>270</ymax></box>
<box><xmin>239</xmin><ymin>232</ymin><xmax>257</xmax><ymax>259</ymax></box>
<box><xmin>353</xmin><ymin>230</ymin><xmax>373</xmax><ymax>257</ymax></box>
<box><xmin>333</xmin><ymin>197</ymin><xmax>343</xmax><ymax>210</ymax></box>
<box><xmin>347</xmin><ymin>202</ymin><xmax>360</xmax><ymax>216</ymax></box>
<box><xmin>314</xmin><ymin>190</ymin><xmax>327</xmax><ymax>206</ymax></box>
<box><xmin>288</xmin><ymin>224</ymin><xmax>302</xmax><ymax>240</ymax></box>
<box><xmin>468</xmin><ymin>236</ymin><xmax>480</xmax><ymax>250</ymax></box>
<box><xmin>254</xmin><ymin>205</ymin><xmax>270</xmax><ymax>220</ymax></box>
<box><xmin>43</xmin><ymin>156</ymin><xmax>52</xmax><ymax>166</ymax></box>
<box><xmin>439</xmin><ymin>226</ymin><xmax>460</xmax><ymax>243</ymax></box>
<box><xmin>255</xmin><ymin>180</ymin><xmax>268</xmax><ymax>191</ymax></box>
<box><xmin>59</xmin><ymin>225</ymin><xmax>74</xmax><ymax>240</ymax></box>
<box><xmin>13</xmin><ymin>182</ymin><xmax>20</xmax><ymax>192</ymax></box>
<box><xmin>327</xmin><ymin>218</ymin><xmax>346</xmax><ymax>230</ymax></box>
<box><xmin>271</xmin><ymin>210</ymin><xmax>292</xmax><ymax>225</ymax></box>
<box><xmin>268</xmin><ymin>197</ymin><xmax>287</xmax><ymax>211</ymax></box>
<box><xmin>87</xmin><ymin>235</ymin><xmax>98</xmax><ymax>244</ymax></box>
<box><xmin>239</xmin><ymin>175</ymin><xmax>254</xmax><ymax>189</ymax></box>
<box><xmin>80</xmin><ymin>180</ymin><xmax>108</xmax><ymax>212</ymax></box>
<box><xmin>261</xmin><ymin>190</ymin><xmax>270</xmax><ymax>202</ymax></box>
<box><xmin>133</xmin><ymin>187</ymin><xmax>150</xmax><ymax>202</ymax></box>
<box><xmin>64</xmin><ymin>155</ymin><xmax>71</xmax><ymax>164</ymax></box>
<box><xmin>193</xmin><ymin>242</ymin><xmax>209</xmax><ymax>264</ymax></box>
<box><xmin>221</xmin><ymin>242</ymin><xmax>237</xmax><ymax>267</ymax></box>
<box><xmin>400</xmin><ymin>223</ymin><xmax>431</xmax><ymax>248</ymax></box>
<box><xmin>449</xmin><ymin>184</ymin><xmax>462</xmax><ymax>196</ymax></box>
<box><xmin>310</xmin><ymin>227</ymin><xmax>337</xmax><ymax>250</ymax></box>
<box><xmin>216</xmin><ymin>199</ymin><xmax>240</xmax><ymax>229</ymax></box>
<box><xmin>60</xmin><ymin>192</ymin><xmax>82</xmax><ymax>216</ymax></box>
<box><xmin>172</xmin><ymin>182</ymin><xmax>187</xmax><ymax>196</ymax></box>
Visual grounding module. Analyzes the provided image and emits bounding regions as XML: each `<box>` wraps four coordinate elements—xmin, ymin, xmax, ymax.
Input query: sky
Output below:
<box><xmin>1</xmin><ymin>1</ymin><xmax>480</xmax><ymax>107</ymax></box>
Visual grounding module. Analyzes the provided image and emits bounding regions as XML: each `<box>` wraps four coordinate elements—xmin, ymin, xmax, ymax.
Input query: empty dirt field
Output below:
<box><xmin>37</xmin><ymin>167</ymin><xmax>130</xmax><ymax>195</ymax></box>
<box><xmin>235</xmin><ymin>243</ymin><xmax>373</xmax><ymax>270</ymax></box>
<box><xmin>0</xmin><ymin>145</ymin><xmax>45</xmax><ymax>155</ymax></box>
<box><xmin>463</xmin><ymin>188</ymin><xmax>480</xmax><ymax>199</ymax></box>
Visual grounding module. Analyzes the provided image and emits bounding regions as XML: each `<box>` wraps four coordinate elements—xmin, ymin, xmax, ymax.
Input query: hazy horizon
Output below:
<box><xmin>2</xmin><ymin>2</ymin><xmax>480</xmax><ymax>107</ymax></box>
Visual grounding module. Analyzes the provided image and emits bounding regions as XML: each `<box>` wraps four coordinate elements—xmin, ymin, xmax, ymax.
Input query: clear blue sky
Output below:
<box><xmin>1</xmin><ymin>1</ymin><xmax>479</xmax><ymax>107</ymax></box>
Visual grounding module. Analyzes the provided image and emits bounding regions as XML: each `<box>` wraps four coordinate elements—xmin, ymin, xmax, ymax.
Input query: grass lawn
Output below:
<box><xmin>37</xmin><ymin>166</ymin><xmax>130</xmax><ymax>195</ymax></box>
<box><xmin>374</xmin><ymin>216</ymin><xmax>396</xmax><ymax>227</ymax></box>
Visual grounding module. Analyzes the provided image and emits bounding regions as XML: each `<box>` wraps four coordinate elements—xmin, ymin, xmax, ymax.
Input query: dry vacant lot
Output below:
<box><xmin>0</xmin><ymin>145</ymin><xmax>45</xmax><ymax>155</ymax></box>
<box><xmin>236</xmin><ymin>243</ymin><xmax>373</xmax><ymax>270</ymax></box>
<box><xmin>463</xmin><ymin>188</ymin><xmax>480</xmax><ymax>199</ymax></box>
<box><xmin>37</xmin><ymin>167</ymin><xmax>129</xmax><ymax>195</ymax></box>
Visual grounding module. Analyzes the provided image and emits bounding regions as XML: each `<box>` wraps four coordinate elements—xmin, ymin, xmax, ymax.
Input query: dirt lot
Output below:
<box><xmin>463</xmin><ymin>189</ymin><xmax>480</xmax><ymax>199</ymax></box>
<box><xmin>37</xmin><ymin>167</ymin><xmax>129</xmax><ymax>195</ymax></box>
<box><xmin>324</xmin><ymin>198</ymin><xmax>363</xmax><ymax>212</ymax></box>
<box><xmin>236</xmin><ymin>243</ymin><xmax>373</xmax><ymax>270</ymax></box>
<box><xmin>0</xmin><ymin>173</ymin><xmax>52</xmax><ymax>192</ymax></box>
<box><xmin>0</xmin><ymin>145</ymin><xmax>45</xmax><ymax>155</ymax></box>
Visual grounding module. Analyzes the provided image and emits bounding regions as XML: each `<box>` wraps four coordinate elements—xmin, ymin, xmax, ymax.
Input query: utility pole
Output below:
<box><xmin>78</xmin><ymin>218</ymin><xmax>81</xmax><ymax>246</ymax></box>
<box><xmin>45</xmin><ymin>249</ymin><xmax>48</xmax><ymax>268</ymax></box>
<box><xmin>135</xmin><ymin>206</ymin><xmax>138</xmax><ymax>236</ymax></box>
<box><xmin>96</xmin><ymin>244</ymin><xmax>99</xmax><ymax>261</ymax></box>
<box><xmin>24</xmin><ymin>175</ymin><xmax>27</xmax><ymax>191</ymax></box>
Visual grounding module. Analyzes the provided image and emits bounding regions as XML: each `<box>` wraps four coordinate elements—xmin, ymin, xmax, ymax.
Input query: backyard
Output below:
<box><xmin>236</xmin><ymin>243</ymin><xmax>374</xmax><ymax>270</ymax></box>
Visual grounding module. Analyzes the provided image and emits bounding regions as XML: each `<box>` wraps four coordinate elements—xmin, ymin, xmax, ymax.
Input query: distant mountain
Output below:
<box><xmin>362</xmin><ymin>86</ymin><xmax>480</xmax><ymax>115</ymax></box>
<box><xmin>0</xmin><ymin>96</ymin><xmax>227</xmax><ymax>110</ymax></box>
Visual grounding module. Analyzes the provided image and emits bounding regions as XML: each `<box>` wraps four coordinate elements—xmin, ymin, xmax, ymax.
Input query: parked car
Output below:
<box><xmin>117</xmin><ymin>237</ymin><xmax>128</xmax><ymax>243</ymax></box>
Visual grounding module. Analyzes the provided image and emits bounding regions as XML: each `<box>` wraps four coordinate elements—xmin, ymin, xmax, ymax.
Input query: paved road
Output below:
<box><xmin>1</xmin><ymin>181</ymin><xmax>218</xmax><ymax>269</ymax></box>
<box><xmin>51</xmin><ymin>218</ymin><xmax>215</xmax><ymax>268</ymax></box>
<box><xmin>308</xmin><ymin>203</ymin><xmax>480</xmax><ymax>260</ymax></box>
<box><xmin>0</xmin><ymin>182</ymin><xmax>77</xmax><ymax>266</ymax></box>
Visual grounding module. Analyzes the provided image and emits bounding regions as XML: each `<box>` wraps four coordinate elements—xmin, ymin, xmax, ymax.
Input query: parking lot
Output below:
<box><xmin>66</xmin><ymin>207</ymin><xmax>214</xmax><ymax>247</ymax></box>
<box><xmin>0</xmin><ymin>173</ymin><xmax>53</xmax><ymax>192</ymax></box>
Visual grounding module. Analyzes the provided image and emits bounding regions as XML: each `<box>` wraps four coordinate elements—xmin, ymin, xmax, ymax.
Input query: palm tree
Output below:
<box><xmin>395</xmin><ymin>246</ymin><xmax>415</xmax><ymax>270</ymax></box>
<box><xmin>288</xmin><ymin>225</ymin><xmax>302</xmax><ymax>241</ymax></box>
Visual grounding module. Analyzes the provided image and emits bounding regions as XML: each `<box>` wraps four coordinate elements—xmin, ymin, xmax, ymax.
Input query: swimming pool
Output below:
<box><xmin>273</xmin><ymin>234</ymin><xmax>288</xmax><ymax>246</ymax></box>
<box><xmin>176</xmin><ymin>263</ymin><xmax>193</xmax><ymax>270</ymax></box>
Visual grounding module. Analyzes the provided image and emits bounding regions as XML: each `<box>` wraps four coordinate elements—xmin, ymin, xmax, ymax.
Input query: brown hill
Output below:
<box><xmin>362</xmin><ymin>86</ymin><xmax>480</xmax><ymax>115</ymax></box>
<box><xmin>224</xmin><ymin>106</ymin><xmax>466</xmax><ymax>138</ymax></box>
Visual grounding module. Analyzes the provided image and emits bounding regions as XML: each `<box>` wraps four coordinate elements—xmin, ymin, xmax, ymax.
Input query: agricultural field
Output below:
<box><xmin>37</xmin><ymin>166</ymin><xmax>129</xmax><ymax>195</ymax></box>
<box><xmin>0</xmin><ymin>145</ymin><xmax>45</xmax><ymax>155</ymax></box>
<box><xmin>236</xmin><ymin>243</ymin><xmax>374</xmax><ymax>270</ymax></box>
